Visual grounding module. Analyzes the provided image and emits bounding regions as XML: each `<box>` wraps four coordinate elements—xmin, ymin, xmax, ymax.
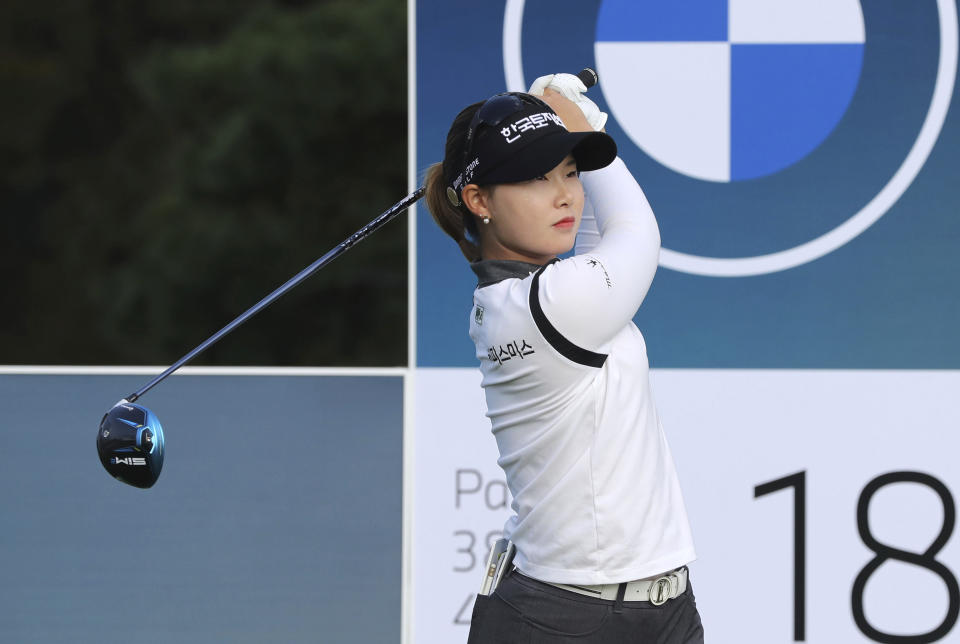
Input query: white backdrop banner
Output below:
<box><xmin>412</xmin><ymin>368</ymin><xmax>960</xmax><ymax>643</ymax></box>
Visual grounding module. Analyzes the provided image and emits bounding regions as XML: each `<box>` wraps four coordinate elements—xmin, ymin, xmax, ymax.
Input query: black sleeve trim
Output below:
<box><xmin>529</xmin><ymin>260</ymin><xmax>607</xmax><ymax>368</ymax></box>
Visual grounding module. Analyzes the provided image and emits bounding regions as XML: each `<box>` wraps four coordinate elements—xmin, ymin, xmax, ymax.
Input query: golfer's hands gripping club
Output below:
<box><xmin>528</xmin><ymin>72</ymin><xmax>608</xmax><ymax>132</ymax></box>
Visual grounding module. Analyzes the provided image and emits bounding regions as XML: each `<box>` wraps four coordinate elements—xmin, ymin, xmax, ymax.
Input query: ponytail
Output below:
<box><xmin>425</xmin><ymin>163</ymin><xmax>481</xmax><ymax>262</ymax></box>
<box><xmin>424</xmin><ymin>100</ymin><xmax>485</xmax><ymax>263</ymax></box>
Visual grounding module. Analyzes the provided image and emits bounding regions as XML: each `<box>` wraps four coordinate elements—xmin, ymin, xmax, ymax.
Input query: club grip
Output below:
<box><xmin>576</xmin><ymin>68</ymin><xmax>599</xmax><ymax>89</ymax></box>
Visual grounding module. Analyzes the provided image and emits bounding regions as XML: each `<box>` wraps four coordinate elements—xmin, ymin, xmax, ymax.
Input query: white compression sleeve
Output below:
<box><xmin>536</xmin><ymin>158</ymin><xmax>660</xmax><ymax>352</ymax></box>
<box><xmin>574</xmin><ymin>194</ymin><xmax>600</xmax><ymax>255</ymax></box>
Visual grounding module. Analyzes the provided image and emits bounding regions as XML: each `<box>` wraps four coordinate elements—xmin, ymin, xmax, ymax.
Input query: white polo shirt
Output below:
<box><xmin>468</xmin><ymin>157</ymin><xmax>696</xmax><ymax>586</ymax></box>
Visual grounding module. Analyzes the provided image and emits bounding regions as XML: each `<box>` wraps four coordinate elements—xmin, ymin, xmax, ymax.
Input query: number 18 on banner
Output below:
<box><xmin>755</xmin><ymin>471</ymin><xmax>958</xmax><ymax>643</ymax></box>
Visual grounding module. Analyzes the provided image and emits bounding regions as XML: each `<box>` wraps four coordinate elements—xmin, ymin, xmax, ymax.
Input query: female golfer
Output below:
<box><xmin>425</xmin><ymin>74</ymin><xmax>703</xmax><ymax>643</ymax></box>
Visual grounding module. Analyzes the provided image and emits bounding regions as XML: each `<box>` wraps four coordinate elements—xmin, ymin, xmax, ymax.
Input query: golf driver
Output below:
<box><xmin>97</xmin><ymin>402</ymin><xmax>165</xmax><ymax>489</ymax></box>
<box><xmin>97</xmin><ymin>186</ymin><xmax>425</xmax><ymax>488</ymax></box>
<box><xmin>96</xmin><ymin>66</ymin><xmax>600</xmax><ymax>488</ymax></box>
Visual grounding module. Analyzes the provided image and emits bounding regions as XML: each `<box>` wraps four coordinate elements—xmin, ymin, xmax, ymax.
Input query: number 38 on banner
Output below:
<box><xmin>756</xmin><ymin>471</ymin><xmax>958</xmax><ymax>643</ymax></box>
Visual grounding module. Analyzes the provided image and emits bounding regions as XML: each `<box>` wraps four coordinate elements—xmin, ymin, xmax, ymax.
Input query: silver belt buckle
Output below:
<box><xmin>648</xmin><ymin>576</ymin><xmax>673</xmax><ymax>606</ymax></box>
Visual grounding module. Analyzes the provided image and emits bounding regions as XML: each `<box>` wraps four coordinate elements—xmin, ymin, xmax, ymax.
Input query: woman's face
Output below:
<box><xmin>471</xmin><ymin>155</ymin><xmax>584</xmax><ymax>265</ymax></box>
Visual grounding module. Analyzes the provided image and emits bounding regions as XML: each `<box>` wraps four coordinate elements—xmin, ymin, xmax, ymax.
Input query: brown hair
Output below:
<box><xmin>424</xmin><ymin>101</ymin><xmax>484</xmax><ymax>262</ymax></box>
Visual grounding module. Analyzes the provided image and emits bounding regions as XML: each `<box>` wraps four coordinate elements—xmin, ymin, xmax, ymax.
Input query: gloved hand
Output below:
<box><xmin>528</xmin><ymin>73</ymin><xmax>608</xmax><ymax>131</ymax></box>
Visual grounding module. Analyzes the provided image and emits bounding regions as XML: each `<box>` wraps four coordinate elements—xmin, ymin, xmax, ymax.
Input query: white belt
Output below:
<box><xmin>545</xmin><ymin>567</ymin><xmax>688</xmax><ymax>605</ymax></box>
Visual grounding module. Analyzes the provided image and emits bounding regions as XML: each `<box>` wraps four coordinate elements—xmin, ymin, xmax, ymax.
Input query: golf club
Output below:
<box><xmin>97</xmin><ymin>66</ymin><xmax>599</xmax><ymax>488</ymax></box>
<box><xmin>97</xmin><ymin>186</ymin><xmax>424</xmax><ymax>488</ymax></box>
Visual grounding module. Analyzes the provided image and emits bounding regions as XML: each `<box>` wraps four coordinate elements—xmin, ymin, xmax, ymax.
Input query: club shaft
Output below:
<box><xmin>126</xmin><ymin>186</ymin><xmax>425</xmax><ymax>402</ymax></box>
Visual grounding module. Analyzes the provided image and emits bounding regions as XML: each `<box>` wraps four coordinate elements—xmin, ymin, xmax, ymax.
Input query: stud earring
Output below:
<box><xmin>482</xmin><ymin>216</ymin><xmax>490</xmax><ymax>225</ymax></box>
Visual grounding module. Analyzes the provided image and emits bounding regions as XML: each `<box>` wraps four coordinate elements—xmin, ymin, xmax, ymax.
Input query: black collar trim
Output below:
<box><xmin>470</xmin><ymin>259</ymin><xmax>546</xmax><ymax>288</ymax></box>
<box><xmin>529</xmin><ymin>261</ymin><xmax>607</xmax><ymax>368</ymax></box>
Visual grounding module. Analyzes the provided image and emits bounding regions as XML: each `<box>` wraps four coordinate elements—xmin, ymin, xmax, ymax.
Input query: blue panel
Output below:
<box><xmin>416</xmin><ymin>1</ymin><xmax>509</xmax><ymax>367</ymax></box>
<box><xmin>418</xmin><ymin>0</ymin><xmax>959</xmax><ymax>368</ymax></box>
<box><xmin>731</xmin><ymin>44</ymin><xmax>864</xmax><ymax>181</ymax></box>
<box><xmin>0</xmin><ymin>374</ymin><xmax>403</xmax><ymax>642</ymax></box>
<box><xmin>596</xmin><ymin>0</ymin><xmax>727</xmax><ymax>42</ymax></box>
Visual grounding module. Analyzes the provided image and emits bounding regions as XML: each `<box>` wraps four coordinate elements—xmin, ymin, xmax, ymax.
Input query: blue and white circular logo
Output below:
<box><xmin>595</xmin><ymin>0</ymin><xmax>864</xmax><ymax>183</ymax></box>
<box><xmin>503</xmin><ymin>0</ymin><xmax>957</xmax><ymax>276</ymax></box>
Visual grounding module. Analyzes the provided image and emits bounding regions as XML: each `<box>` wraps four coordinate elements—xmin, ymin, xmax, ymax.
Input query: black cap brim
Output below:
<box><xmin>478</xmin><ymin>130</ymin><xmax>617</xmax><ymax>186</ymax></box>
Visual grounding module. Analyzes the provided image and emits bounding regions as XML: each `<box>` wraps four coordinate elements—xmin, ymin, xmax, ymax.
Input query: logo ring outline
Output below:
<box><xmin>502</xmin><ymin>0</ymin><xmax>958</xmax><ymax>277</ymax></box>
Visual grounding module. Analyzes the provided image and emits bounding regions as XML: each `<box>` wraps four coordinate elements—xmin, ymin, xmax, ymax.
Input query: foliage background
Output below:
<box><xmin>0</xmin><ymin>0</ymin><xmax>407</xmax><ymax>366</ymax></box>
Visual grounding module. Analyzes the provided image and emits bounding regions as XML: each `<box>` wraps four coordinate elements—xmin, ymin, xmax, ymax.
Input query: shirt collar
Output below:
<box><xmin>470</xmin><ymin>259</ymin><xmax>546</xmax><ymax>288</ymax></box>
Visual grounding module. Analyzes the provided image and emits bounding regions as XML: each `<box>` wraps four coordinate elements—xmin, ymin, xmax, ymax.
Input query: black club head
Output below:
<box><xmin>97</xmin><ymin>401</ymin><xmax>165</xmax><ymax>489</ymax></box>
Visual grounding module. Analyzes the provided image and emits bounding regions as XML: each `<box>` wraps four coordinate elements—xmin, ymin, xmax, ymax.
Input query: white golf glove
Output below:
<box><xmin>528</xmin><ymin>73</ymin><xmax>608</xmax><ymax>131</ymax></box>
